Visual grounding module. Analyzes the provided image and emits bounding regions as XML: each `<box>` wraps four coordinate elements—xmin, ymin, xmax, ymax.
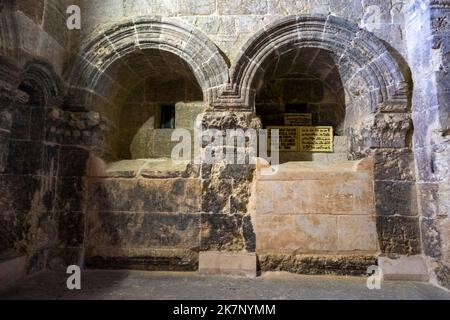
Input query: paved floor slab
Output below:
<box><xmin>1</xmin><ymin>271</ymin><xmax>449</xmax><ymax>300</ymax></box>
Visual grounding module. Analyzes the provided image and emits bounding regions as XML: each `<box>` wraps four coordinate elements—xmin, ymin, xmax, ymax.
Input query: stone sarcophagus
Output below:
<box><xmin>250</xmin><ymin>158</ymin><xmax>379</xmax><ymax>274</ymax></box>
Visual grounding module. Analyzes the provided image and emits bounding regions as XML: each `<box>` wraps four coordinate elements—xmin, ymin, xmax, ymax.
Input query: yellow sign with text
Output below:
<box><xmin>268</xmin><ymin>126</ymin><xmax>334</xmax><ymax>153</ymax></box>
<box><xmin>299</xmin><ymin>126</ymin><xmax>334</xmax><ymax>152</ymax></box>
<box><xmin>268</xmin><ymin>127</ymin><xmax>298</xmax><ymax>152</ymax></box>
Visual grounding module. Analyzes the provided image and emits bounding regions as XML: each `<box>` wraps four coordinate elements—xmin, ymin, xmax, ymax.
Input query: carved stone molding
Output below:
<box><xmin>212</xmin><ymin>15</ymin><xmax>410</xmax><ymax>111</ymax></box>
<box><xmin>66</xmin><ymin>17</ymin><xmax>229</xmax><ymax>108</ymax></box>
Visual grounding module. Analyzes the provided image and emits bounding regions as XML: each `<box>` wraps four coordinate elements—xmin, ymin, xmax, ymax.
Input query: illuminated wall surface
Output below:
<box><xmin>0</xmin><ymin>0</ymin><xmax>449</xmax><ymax>289</ymax></box>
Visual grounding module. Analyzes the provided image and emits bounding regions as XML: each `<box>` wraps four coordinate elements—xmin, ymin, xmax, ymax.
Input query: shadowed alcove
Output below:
<box><xmin>101</xmin><ymin>49</ymin><xmax>204</xmax><ymax>162</ymax></box>
<box><xmin>255</xmin><ymin>47</ymin><xmax>347</xmax><ymax>164</ymax></box>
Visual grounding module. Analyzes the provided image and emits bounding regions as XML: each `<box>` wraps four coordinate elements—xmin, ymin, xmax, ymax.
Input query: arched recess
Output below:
<box><xmin>19</xmin><ymin>61</ymin><xmax>63</xmax><ymax>106</ymax></box>
<box><xmin>65</xmin><ymin>18</ymin><xmax>229</xmax><ymax>111</ymax></box>
<box><xmin>213</xmin><ymin>15</ymin><xmax>411</xmax><ymax>157</ymax></box>
<box><xmin>214</xmin><ymin>15</ymin><xmax>409</xmax><ymax>111</ymax></box>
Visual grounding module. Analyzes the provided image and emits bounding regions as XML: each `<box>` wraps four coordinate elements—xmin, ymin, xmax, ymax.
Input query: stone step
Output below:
<box><xmin>199</xmin><ymin>252</ymin><xmax>257</xmax><ymax>278</ymax></box>
<box><xmin>379</xmin><ymin>256</ymin><xmax>430</xmax><ymax>281</ymax></box>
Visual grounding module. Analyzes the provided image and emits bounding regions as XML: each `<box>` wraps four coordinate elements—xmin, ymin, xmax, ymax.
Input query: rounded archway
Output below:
<box><xmin>255</xmin><ymin>47</ymin><xmax>347</xmax><ymax>163</ymax></box>
<box><xmin>214</xmin><ymin>15</ymin><xmax>411</xmax><ymax>157</ymax></box>
<box><xmin>66</xmin><ymin>18</ymin><xmax>229</xmax><ymax>111</ymax></box>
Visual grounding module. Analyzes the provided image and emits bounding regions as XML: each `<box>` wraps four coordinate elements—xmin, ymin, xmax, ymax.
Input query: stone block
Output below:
<box><xmin>375</xmin><ymin>181</ymin><xmax>418</xmax><ymax>216</ymax></box>
<box><xmin>377</xmin><ymin>216</ymin><xmax>421</xmax><ymax>255</ymax></box>
<box><xmin>87</xmin><ymin>178</ymin><xmax>202</xmax><ymax>213</ymax></box>
<box><xmin>56</xmin><ymin>177</ymin><xmax>83</xmax><ymax>212</ymax></box>
<box><xmin>177</xmin><ymin>0</ymin><xmax>216</xmax><ymax>16</ymax></box>
<box><xmin>200</xmin><ymin>214</ymin><xmax>245</xmax><ymax>251</ymax></box>
<box><xmin>40</xmin><ymin>144</ymin><xmax>60</xmax><ymax>177</ymax></box>
<box><xmin>88</xmin><ymin>212</ymin><xmax>201</xmax><ymax>250</ymax></box>
<box><xmin>373</xmin><ymin>149</ymin><xmax>415</xmax><ymax>181</ymax></box>
<box><xmin>104</xmin><ymin>160</ymin><xmax>148</xmax><ymax>178</ymax></box>
<box><xmin>337</xmin><ymin>215</ymin><xmax>379</xmax><ymax>252</ymax></box>
<box><xmin>85</xmin><ymin>250</ymin><xmax>198</xmax><ymax>272</ymax></box>
<box><xmin>0</xmin><ymin>211</ymin><xmax>28</xmax><ymax>255</ymax></box>
<box><xmin>254</xmin><ymin>177</ymin><xmax>374</xmax><ymax>215</ymax></box>
<box><xmin>58</xmin><ymin>146</ymin><xmax>89</xmax><ymax>177</ymax></box>
<box><xmin>140</xmin><ymin>159</ymin><xmax>189</xmax><ymax>178</ymax></box>
<box><xmin>199</xmin><ymin>251</ymin><xmax>257</xmax><ymax>278</ymax></box>
<box><xmin>57</xmin><ymin>210</ymin><xmax>84</xmax><ymax>247</ymax></box>
<box><xmin>217</xmin><ymin>0</ymin><xmax>268</xmax><ymax>15</ymax></box>
<box><xmin>6</xmin><ymin>140</ymin><xmax>43</xmax><ymax>175</ymax></box>
<box><xmin>258</xmin><ymin>254</ymin><xmax>377</xmax><ymax>276</ymax></box>
<box><xmin>0</xmin><ymin>175</ymin><xmax>39</xmax><ymax>212</ymax></box>
<box><xmin>421</xmin><ymin>217</ymin><xmax>443</xmax><ymax>259</ymax></box>
<box><xmin>175</xmin><ymin>102</ymin><xmax>205</xmax><ymax>129</ymax></box>
<box><xmin>379</xmin><ymin>256</ymin><xmax>429</xmax><ymax>281</ymax></box>
<box><xmin>202</xmin><ymin>179</ymin><xmax>232</xmax><ymax>214</ymax></box>
<box><xmin>254</xmin><ymin>214</ymin><xmax>338</xmax><ymax>254</ymax></box>
<box><xmin>10</xmin><ymin>105</ymin><xmax>30</xmax><ymax>140</ymax></box>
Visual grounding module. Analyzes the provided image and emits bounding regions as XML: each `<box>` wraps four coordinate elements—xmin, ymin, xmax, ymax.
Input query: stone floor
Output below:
<box><xmin>1</xmin><ymin>271</ymin><xmax>450</xmax><ymax>300</ymax></box>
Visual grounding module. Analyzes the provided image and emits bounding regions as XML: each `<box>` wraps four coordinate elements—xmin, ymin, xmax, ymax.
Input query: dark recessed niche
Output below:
<box><xmin>161</xmin><ymin>105</ymin><xmax>176</xmax><ymax>129</ymax></box>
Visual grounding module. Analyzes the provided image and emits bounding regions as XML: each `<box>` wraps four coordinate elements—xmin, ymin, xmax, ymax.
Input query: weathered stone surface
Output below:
<box><xmin>375</xmin><ymin>181</ymin><xmax>418</xmax><ymax>216</ymax></box>
<box><xmin>337</xmin><ymin>215</ymin><xmax>379</xmax><ymax>252</ymax></box>
<box><xmin>252</xmin><ymin>159</ymin><xmax>378</xmax><ymax>255</ymax></box>
<box><xmin>87</xmin><ymin>178</ymin><xmax>202</xmax><ymax>213</ymax></box>
<box><xmin>2</xmin><ymin>1</ymin><xmax>450</xmax><ymax>287</ymax></box>
<box><xmin>88</xmin><ymin>212</ymin><xmax>201</xmax><ymax>249</ymax></box>
<box><xmin>379</xmin><ymin>256</ymin><xmax>430</xmax><ymax>281</ymax></box>
<box><xmin>57</xmin><ymin>210</ymin><xmax>84</xmax><ymax>247</ymax></box>
<box><xmin>377</xmin><ymin>216</ymin><xmax>421</xmax><ymax>255</ymax></box>
<box><xmin>255</xmin><ymin>214</ymin><xmax>338</xmax><ymax>254</ymax></box>
<box><xmin>58</xmin><ymin>146</ymin><xmax>89</xmax><ymax>177</ymax></box>
<box><xmin>373</xmin><ymin>149</ymin><xmax>415</xmax><ymax>181</ymax></box>
<box><xmin>175</xmin><ymin>102</ymin><xmax>205</xmax><ymax>129</ymax></box>
<box><xmin>200</xmin><ymin>214</ymin><xmax>245</xmax><ymax>251</ymax></box>
<box><xmin>6</xmin><ymin>140</ymin><xmax>43</xmax><ymax>175</ymax></box>
<box><xmin>0</xmin><ymin>175</ymin><xmax>39</xmax><ymax>212</ymax></box>
<box><xmin>258</xmin><ymin>254</ymin><xmax>378</xmax><ymax>276</ymax></box>
<box><xmin>199</xmin><ymin>251</ymin><xmax>257</xmax><ymax>278</ymax></box>
<box><xmin>421</xmin><ymin>217</ymin><xmax>446</xmax><ymax>260</ymax></box>
<box><xmin>85</xmin><ymin>254</ymin><xmax>198</xmax><ymax>272</ymax></box>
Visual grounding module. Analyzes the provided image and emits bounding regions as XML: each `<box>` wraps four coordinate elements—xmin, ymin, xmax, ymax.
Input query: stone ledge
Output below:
<box><xmin>258</xmin><ymin>254</ymin><xmax>378</xmax><ymax>276</ymax></box>
<box><xmin>199</xmin><ymin>251</ymin><xmax>257</xmax><ymax>278</ymax></box>
<box><xmin>379</xmin><ymin>255</ymin><xmax>430</xmax><ymax>281</ymax></box>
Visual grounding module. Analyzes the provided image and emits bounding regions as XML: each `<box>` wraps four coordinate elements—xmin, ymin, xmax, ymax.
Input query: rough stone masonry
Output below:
<box><xmin>0</xmin><ymin>0</ymin><xmax>449</xmax><ymax>291</ymax></box>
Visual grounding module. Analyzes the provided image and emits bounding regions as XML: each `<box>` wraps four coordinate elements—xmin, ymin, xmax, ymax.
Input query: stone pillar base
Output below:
<box><xmin>199</xmin><ymin>252</ymin><xmax>257</xmax><ymax>278</ymax></box>
<box><xmin>379</xmin><ymin>256</ymin><xmax>429</xmax><ymax>281</ymax></box>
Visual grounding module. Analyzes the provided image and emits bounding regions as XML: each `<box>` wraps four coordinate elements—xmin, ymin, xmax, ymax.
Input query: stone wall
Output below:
<box><xmin>251</xmin><ymin>159</ymin><xmax>379</xmax><ymax>275</ymax></box>
<box><xmin>0</xmin><ymin>0</ymin><xmax>449</xmax><ymax>288</ymax></box>
<box><xmin>76</xmin><ymin>0</ymin><xmax>410</xmax><ymax>64</ymax></box>
<box><xmin>406</xmin><ymin>0</ymin><xmax>450</xmax><ymax>290</ymax></box>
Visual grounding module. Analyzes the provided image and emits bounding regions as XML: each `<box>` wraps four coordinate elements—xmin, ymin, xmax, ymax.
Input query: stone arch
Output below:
<box><xmin>66</xmin><ymin>18</ymin><xmax>229</xmax><ymax>109</ymax></box>
<box><xmin>19</xmin><ymin>61</ymin><xmax>63</xmax><ymax>106</ymax></box>
<box><xmin>213</xmin><ymin>15</ymin><xmax>409</xmax><ymax>113</ymax></box>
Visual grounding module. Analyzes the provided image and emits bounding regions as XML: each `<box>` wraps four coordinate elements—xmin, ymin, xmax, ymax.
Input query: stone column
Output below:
<box><xmin>198</xmin><ymin>111</ymin><xmax>260</xmax><ymax>277</ymax></box>
<box><xmin>406</xmin><ymin>0</ymin><xmax>450</xmax><ymax>289</ymax></box>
